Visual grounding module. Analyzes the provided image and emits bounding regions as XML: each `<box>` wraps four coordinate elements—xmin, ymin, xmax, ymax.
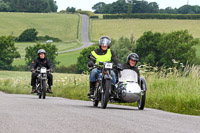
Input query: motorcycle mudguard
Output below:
<box><xmin>104</xmin><ymin>74</ymin><xmax>112</xmax><ymax>80</ymax></box>
<box><xmin>118</xmin><ymin>82</ymin><xmax>141</xmax><ymax>103</ymax></box>
<box><xmin>140</xmin><ymin>77</ymin><xmax>147</xmax><ymax>91</ymax></box>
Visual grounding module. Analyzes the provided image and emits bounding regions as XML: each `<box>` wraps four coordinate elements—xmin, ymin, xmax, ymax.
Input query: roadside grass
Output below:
<box><xmin>0</xmin><ymin>67</ymin><xmax>200</xmax><ymax>116</ymax></box>
<box><xmin>90</xmin><ymin>19</ymin><xmax>200</xmax><ymax>41</ymax></box>
<box><xmin>0</xmin><ymin>12</ymin><xmax>79</xmax><ymax>42</ymax></box>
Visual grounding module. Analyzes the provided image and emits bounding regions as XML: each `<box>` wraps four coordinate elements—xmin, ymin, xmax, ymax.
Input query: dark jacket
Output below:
<box><xmin>88</xmin><ymin>48</ymin><xmax>120</xmax><ymax>65</ymax></box>
<box><xmin>31</xmin><ymin>57</ymin><xmax>53</xmax><ymax>70</ymax></box>
<box><xmin>123</xmin><ymin>63</ymin><xmax>140</xmax><ymax>84</ymax></box>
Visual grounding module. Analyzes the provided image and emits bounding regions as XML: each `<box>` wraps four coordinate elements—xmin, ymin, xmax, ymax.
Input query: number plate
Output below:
<box><xmin>105</xmin><ymin>63</ymin><xmax>113</xmax><ymax>69</ymax></box>
<box><xmin>40</xmin><ymin>68</ymin><xmax>47</xmax><ymax>73</ymax></box>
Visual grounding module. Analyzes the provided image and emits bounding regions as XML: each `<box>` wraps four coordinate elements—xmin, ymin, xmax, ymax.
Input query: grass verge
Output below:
<box><xmin>0</xmin><ymin>67</ymin><xmax>199</xmax><ymax>116</ymax></box>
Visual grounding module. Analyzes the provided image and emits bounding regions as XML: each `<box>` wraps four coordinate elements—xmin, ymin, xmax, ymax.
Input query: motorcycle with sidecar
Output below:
<box><xmin>88</xmin><ymin>60</ymin><xmax>147</xmax><ymax>110</ymax></box>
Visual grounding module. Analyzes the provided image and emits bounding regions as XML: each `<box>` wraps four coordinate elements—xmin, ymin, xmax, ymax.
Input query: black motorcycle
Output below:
<box><xmin>36</xmin><ymin>67</ymin><xmax>50</xmax><ymax>99</ymax></box>
<box><xmin>88</xmin><ymin>59</ymin><xmax>114</xmax><ymax>109</ymax></box>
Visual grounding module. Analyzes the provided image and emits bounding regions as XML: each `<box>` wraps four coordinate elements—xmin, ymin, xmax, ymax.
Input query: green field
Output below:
<box><xmin>90</xmin><ymin>19</ymin><xmax>200</xmax><ymax>41</ymax></box>
<box><xmin>0</xmin><ymin>12</ymin><xmax>79</xmax><ymax>41</ymax></box>
<box><xmin>15</xmin><ymin>41</ymin><xmax>82</xmax><ymax>57</ymax></box>
<box><xmin>57</xmin><ymin>50</ymin><xmax>81</xmax><ymax>66</ymax></box>
<box><xmin>0</xmin><ymin>12</ymin><xmax>82</xmax><ymax>67</ymax></box>
<box><xmin>13</xmin><ymin>48</ymin><xmax>82</xmax><ymax>67</ymax></box>
<box><xmin>0</xmin><ymin>68</ymin><xmax>199</xmax><ymax>116</ymax></box>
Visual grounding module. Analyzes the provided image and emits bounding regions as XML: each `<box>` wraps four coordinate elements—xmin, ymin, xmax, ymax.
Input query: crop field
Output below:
<box><xmin>0</xmin><ymin>67</ymin><xmax>199</xmax><ymax>116</ymax></box>
<box><xmin>90</xmin><ymin>19</ymin><xmax>200</xmax><ymax>41</ymax></box>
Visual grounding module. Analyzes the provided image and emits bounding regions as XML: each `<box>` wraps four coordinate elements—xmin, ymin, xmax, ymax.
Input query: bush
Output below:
<box><xmin>77</xmin><ymin>44</ymin><xmax>99</xmax><ymax>73</ymax></box>
<box><xmin>0</xmin><ymin>36</ymin><xmax>20</xmax><ymax>70</ymax></box>
<box><xmin>12</xmin><ymin>65</ymin><xmax>29</xmax><ymax>71</ymax></box>
<box><xmin>103</xmin><ymin>13</ymin><xmax>200</xmax><ymax>19</ymax></box>
<box><xmin>37</xmin><ymin>35</ymin><xmax>62</xmax><ymax>42</ymax></box>
<box><xmin>55</xmin><ymin>64</ymin><xmax>79</xmax><ymax>73</ymax></box>
<box><xmin>75</xmin><ymin>10</ymin><xmax>95</xmax><ymax>17</ymax></box>
<box><xmin>111</xmin><ymin>36</ymin><xmax>136</xmax><ymax>64</ymax></box>
<box><xmin>18</xmin><ymin>28</ymin><xmax>38</xmax><ymax>42</ymax></box>
<box><xmin>90</xmin><ymin>16</ymin><xmax>99</xmax><ymax>19</ymax></box>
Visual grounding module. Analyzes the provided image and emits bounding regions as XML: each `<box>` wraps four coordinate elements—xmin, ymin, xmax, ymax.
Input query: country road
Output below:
<box><xmin>0</xmin><ymin>92</ymin><xmax>199</xmax><ymax>133</ymax></box>
<box><xmin>57</xmin><ymin>14</ymin><xmax>94</xmax><ymax>54</ymax></box>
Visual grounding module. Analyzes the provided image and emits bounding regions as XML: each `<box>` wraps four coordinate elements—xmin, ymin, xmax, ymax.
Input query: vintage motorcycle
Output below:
<box><xmin>35</xmin><ymin>67</ymin><xmax>50</xmax><ymax>99</ymax></box>
<box><xmin>89</xmin><ymin>60</ymin><xmax>147</xmax><ymax>110</ymax></box>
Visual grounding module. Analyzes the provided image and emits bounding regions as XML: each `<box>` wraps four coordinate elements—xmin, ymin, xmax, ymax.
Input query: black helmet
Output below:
<box><xmin>38</xmin><ymin>49</ymin><xmax>46</xmax><ymax>55</ymax></box>
<box><xmin>127</xmin><ymin>53</ymin><xmax>139</xmax><ymax>64</ymax></box>
<box><xmin>99</xmin><ymin>36</ymin><xmax>111</xmax><ymax>48</ymax></box>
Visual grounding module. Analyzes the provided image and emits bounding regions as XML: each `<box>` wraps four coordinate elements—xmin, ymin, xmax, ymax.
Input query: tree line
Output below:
<box><xmin>0</xmin><ymin>0</ymin><xmax>57</xmax><ymax>12</ymax></box>
<box><xmin>92</xmin><ymin>0</ymin><xmax>200</xmax><ymax>14</ymax></box>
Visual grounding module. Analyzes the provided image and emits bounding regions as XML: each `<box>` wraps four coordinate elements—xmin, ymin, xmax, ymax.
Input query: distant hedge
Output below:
<box><xmin>103</xmin><ymin>13</ymin><xmax>200</xmax><ymax>19</ymax></box>
<box><xmin>75</xmin><ymin>10</ymin><xmax>98</xmax><ymax>19</ymax></box>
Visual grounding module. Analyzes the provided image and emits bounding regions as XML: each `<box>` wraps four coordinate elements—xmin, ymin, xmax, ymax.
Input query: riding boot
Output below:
<box><xmin>87</xmin><ymin>82</ymin><xmax>95</xmax><ymax>96</ymax></box>
<box><xmin>47</xmin><ymin>86</ymin><xmax>53</xmax><ymax>94</ymax></box>
<box><xmin>31</xmin><ymin>86</ymin><xmax>36</xmax><ymax>94</ymax></box>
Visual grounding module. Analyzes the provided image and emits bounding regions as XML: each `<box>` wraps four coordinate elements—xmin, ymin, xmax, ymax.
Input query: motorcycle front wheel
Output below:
<box><xmin>101</xmin><ymin>80</ymin><xmax>111</xmax><ymax>109</ymax></box>
<box><xmin>42</xmin><ymin>80</ymin><xmax>46</xmax><ymax>99</ymax></box>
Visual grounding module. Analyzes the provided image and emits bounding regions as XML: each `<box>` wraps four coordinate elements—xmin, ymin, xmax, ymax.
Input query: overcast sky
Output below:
<box><xmin>55</xmin><ymin>0</ymin><xmax>200</xmax><ymax>11</ymax></box>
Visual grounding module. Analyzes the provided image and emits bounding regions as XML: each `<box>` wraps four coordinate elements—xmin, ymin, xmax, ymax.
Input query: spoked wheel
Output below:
<box><xmin>42</xmin><ymin>80</ymin><xmax>46</xmax><ymax>99</ymax></box>
<box><xmin>93</xmin><ymin>90</ymin><xmax>99</xmax><ymax>107</ymax></box>
<box><xmin>137</xmin><ymin>91</ymin><xmax>146</xmax><ymax>110</ymax></box>
<box><xmin>101</xmin><ymin>80</ymin><xmax>111</xmax><ymax>109</ymax></box>
<box><xmin>137</xmin><ymin>77</ymin><xmax>147</xmax><ymax>110</ymax></box>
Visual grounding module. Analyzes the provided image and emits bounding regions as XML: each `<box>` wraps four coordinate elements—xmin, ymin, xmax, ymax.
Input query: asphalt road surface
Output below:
<box><xmin>57</xmin><ymin>14</ymin><xmax>94</xmax><ymax>54</ymax></box>
<box><xmin>0</xmin><ymin>91</ymin><xmax>199</xmax><ymax>133</ymax></box>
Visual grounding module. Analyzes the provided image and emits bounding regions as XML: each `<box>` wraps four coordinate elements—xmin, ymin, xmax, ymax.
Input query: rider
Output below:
<box><xmin>87</xmin><ymin>36</ymin><xmax>122</xmax><ymax>96</ymax></box>
<box><xmin>123</xmin><ymin>53</ymin><xmax>140</xmax><ymax>84</ymax></box>
<box><xmin>30</xmin><ymin>49</ymin><xmax>54</xmax><ymax>94</ymax></box>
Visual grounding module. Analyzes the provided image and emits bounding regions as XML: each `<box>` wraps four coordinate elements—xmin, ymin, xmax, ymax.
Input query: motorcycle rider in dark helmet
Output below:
<box><xmin>30</xmin><ymin>49</ymin><xmax>54</xmax><ymax>94</ymax></box>
<box><xmin>123</xmin><ymin>53</ymin><xmax>140</xmax><ymax>84</ymax></box>
<box><xmin>87</xmin><ymin>36</ymin><xmax>123</xmax><ymax>96</ymax></box>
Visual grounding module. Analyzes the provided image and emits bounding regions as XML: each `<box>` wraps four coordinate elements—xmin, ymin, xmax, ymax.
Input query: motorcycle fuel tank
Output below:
<box><xmin>119</xmin><ymin>82</ymin><xmax>141</xmax><ymax>103</ymax></box>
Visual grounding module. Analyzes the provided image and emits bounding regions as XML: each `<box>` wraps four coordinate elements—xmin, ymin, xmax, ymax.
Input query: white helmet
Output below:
<box><xmin>99</xmin><ymin>36</ymin><xmax>111</xmax><ymax>48</ymax></box>
<box><xmin>37</xmin><ymin>49</ymin><xmax>46</xmax><ymax>55</ymax></box>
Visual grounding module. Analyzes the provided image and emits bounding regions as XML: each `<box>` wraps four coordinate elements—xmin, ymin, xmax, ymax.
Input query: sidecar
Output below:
<box><xmin>115</xmin><ymin>69</ymin><xmax>147</xmax><ymax>110</ymax></box>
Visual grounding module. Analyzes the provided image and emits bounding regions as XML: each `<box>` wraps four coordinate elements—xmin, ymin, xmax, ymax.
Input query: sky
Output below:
<box><xmin>55</xmin><ymin>0</ymin><xmax>200</xmax><ymax>11</ymax></box>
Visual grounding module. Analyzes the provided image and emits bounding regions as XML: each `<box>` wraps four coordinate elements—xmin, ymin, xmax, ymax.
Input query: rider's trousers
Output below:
<box><xmin>31</xmin><ymin>72</ymin><xmax>53</xmax><ymax>87</ymax></box>
<box><xmin>89</xmin><ymin>68</ymin><xmax>116</xmax><ymax>84</ymax></box>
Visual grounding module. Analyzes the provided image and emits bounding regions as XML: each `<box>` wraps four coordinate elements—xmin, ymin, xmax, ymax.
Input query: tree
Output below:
<box><xmin>136</xmin><ymin>31</ymin><xmax>162</xmax><ymax>66</ymax></box>
<box><xmin>111</xmin><ymin>36</ymin><xmax>136</xmax><ymax>64</ymax></box>
<box><xmin>136</xmin><ymin>30</ymin><xmax>199</xmax><ymax>67</ymax></box>
<box><xmin>0</xmin><ymin>36</ymin><xmax>20</xmax><ymax>70</ymax></box>
<box><xmin>92</xmin><ymin>2</ymin><xmax>105</xmax><ymax>13</ymax></box>
<box><xmin>77</xmin><ymin>45</ymin><xmax>98</xmax><ymax>73</ymax></box>
<box><xmin>0</xmin><ymin>0</ymin><xmax>57</xmax><ymax>12</ymax></box>
<box><xmin>0</xmin><ymin>1</ymin><xmax>12</xmax><ymax>11</ymax></box>
<box><xmin>18</xmin><ymin>28</ymin><xmax>38</xmax><ymax>42</ymax></box>
<box><xmin>25</xmin><ymin>43</ymin><xmax>59</xmax><ymax>67</ymax></box>
<box><xmin>66</xmin><ymin>7</ymin><xmax>76</xmax><ymax>13</ymax></box>
<box><xmin>159</xmin><ymin>30</ymin><xmax>198</xmax><ymax>67</ymax></box>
